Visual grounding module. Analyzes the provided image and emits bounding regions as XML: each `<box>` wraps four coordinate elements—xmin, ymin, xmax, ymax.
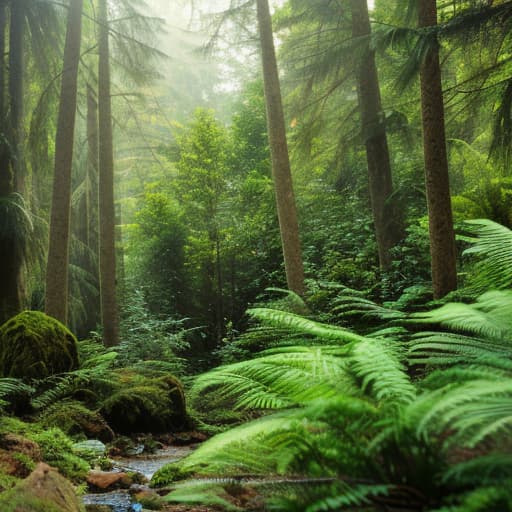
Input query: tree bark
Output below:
<box><xmin>0</xmin><ymin>2</ymin><xmax>10</xmax><ymax>196</ymax></box>
<box><xmin>45</xmin><ymin>0</ymin><xmax>84</xmax><ymax>323</ymax></box>
<box><xmin>350</xmin><ymin>0</ymin><xmax>402</xmax><ymax>271</ymax></box>
<box><xmin>86</xmin><ymin>82</ymin><xmax>99</xmax><ymax>257</ymax></box>
<box><xmin>0</xmin><ymin>3</ymin><xmax>19</xmax><ymax>324</ymax></box>
<box><xmin>256</xmin><ymin>0</ymin><xmax>305</xmax><ymax>296</ymax></box>
<box><xmin>98</xmin><ymin>0</ymin><xmax>120</xmax><ymax>346</ymax></box>
<box><xmin>9</xmin><ymin>0</ymin><xmax>25</xmax><ymax>196</ymax></box>
<box><xmin>418</xmin><ymin>0</ymin><xmax>457</xmax><ymax>298</ymax></box>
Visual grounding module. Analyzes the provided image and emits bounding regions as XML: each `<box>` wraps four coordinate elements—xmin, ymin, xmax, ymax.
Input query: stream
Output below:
<box><xmin>82</xmin><ymin>445</ymin><xmax>194</xmax><ymax>512</ymax></box>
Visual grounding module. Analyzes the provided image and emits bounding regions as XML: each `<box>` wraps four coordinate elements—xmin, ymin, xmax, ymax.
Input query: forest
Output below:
<box><xmin>0</xmin><ymin>0</ymin><xmax>511</xmax><ymax>511</ymax></box>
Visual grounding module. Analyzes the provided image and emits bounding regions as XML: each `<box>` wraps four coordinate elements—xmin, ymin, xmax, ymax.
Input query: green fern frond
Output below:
<box><xmin>461</xmin><ymin>219</ymin><xmax>512</xmax><ymax>292</ymax></box>
<box><xmin>248</xmin><ymin>308</ymin><xmax>364</xmax><ymax>344</ymax></box>
<box><xmin>412</xmin><ymin>291</ymin><xmax>512</xmax><ymax>341</ymax></box>
<box><xmin>411</xmin><ymin>379</ymin><xmax>512</xmax><ymax>446</ymax></box>
<box><xmin>409</xmin><ymin>332</ymin><xmax>510</xmax><ymax>366</ymax></box>
<box><xmin>172</xmin><ymin>412</ymin><xmax>306</xmax><ymax>476</ymax></box>
<box><xmin>350</xmin><ymin>339</ymin><xmax>415</xmax><ymax>404</ymax></box>
<box><xmin>0</xmin><ymin>378</ymin><xmax>35</xmax><ymax>401</ymax></box>
<box><xmin>192</xmin><ymin>347</ymin><xmax>354</xmax><ymax>411</ymax></box>
<box><xmin>442</xmin><ymin>454</ymin><xmax>512</xmax><ymax>486</ymax></box>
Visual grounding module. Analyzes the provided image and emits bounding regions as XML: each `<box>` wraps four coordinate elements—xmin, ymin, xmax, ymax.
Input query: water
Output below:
<box><xmin>82</xmin><ymin>445</ymin><xmax>194</xmax><ymax>512</ymax></box>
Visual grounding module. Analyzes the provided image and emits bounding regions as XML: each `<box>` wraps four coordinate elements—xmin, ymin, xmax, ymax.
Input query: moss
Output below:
<box><xmin>0</xmin><ymin>311</ymin><xmax>79</xmax><ymax>380</ymax></box>
<box><xmin>0</xmin><ymin>494</ymin><xmax>65</xmax><ymax>512</ymax></box>
<box><xmin>0</xmin><ymin>470</ymin><xmax>19</xmax><ymax>492</ymax></box>
<box><xmin>0</xmin><ymin>463</ymin><xmax>85</xmax><ymax>511</ymax></box>
<box><xmin>39</xmin><ymin>400</ymin><xmax>114</xmax><ymax>442</ymax></box>
<box><xmin>100</xmin><ymin>371</ymin><xmax>187</xmax><ymax>434</ymax></box>
<box><xmin>150</xmin><ymin>461</ymin><xmax>193</xmax><ymax>487</ymax></box>
<box><xmin>100</xmin><ymin>384</ymin><xmax>174</xmax><ymax>434</ymax></box>
<box><xmin>28</xmin><ymin>428</ymin><xmax>90</xmax><ymax>482</ymax></box>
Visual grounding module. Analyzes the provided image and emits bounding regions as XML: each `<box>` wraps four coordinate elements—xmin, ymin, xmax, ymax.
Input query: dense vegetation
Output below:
<box><xmin>0</xmin><ymin>0</ymin><xmax>512</xmax><ymax>510</ymax></box>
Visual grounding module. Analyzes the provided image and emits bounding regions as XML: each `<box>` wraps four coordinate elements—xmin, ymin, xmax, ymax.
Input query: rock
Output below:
<box><xmin>72</xmin><ymin>439</ymin><xmax>106</xmax><ymax>459</ymax></box>
<box><xmin>86</xmin><ymin>470</ymin><xmax>133</xmax><ymax>491</ymax></box>
<box><xmin>0</xmin><ymin>462</ymin><xmax>84</xmax><ymax>511</ymax></box>
<box><xmin>171</xmin><ymin>431</ymin><xmax>207</xmax><ymax>446</ymax></box>
<box><xmin>0</xmin><ymin>433</ymin><xmax>42</xmax><ymax>461</ymax></box>
<box><xmin>84</xmin><ymin>506</ymin><xmax>111</xmax><ymax>512</ymax></box>
<box><xmin>132</xmin><ymin>488</ymin><xmax>165</xmax><ymax>510</ymax></box>
<box><xmin>0</xmin><ymin>449</ymin><xmax>33</xmax><ymax>478</ymax></box>
<box><xmin>0</xmin><ymin>311</ymin><xmax>79</xmax><ymax>381</ymax></box>
<box><xmin>100</xmin><ymin>372</ymin><xmax>187</xmax><ymax>435</ymax></box>
<box><xmin>41</xmin><ymin>401</ymin><xmax>115</xmax><ymax>443</ymax></box>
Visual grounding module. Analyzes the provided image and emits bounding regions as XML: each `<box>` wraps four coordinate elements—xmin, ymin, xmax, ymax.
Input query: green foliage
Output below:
<box><xmin>29</xmin><ymin>428</ymin><xmax>90</xmax><ymax>481</ymax></box>
<box><xmin>119</xmin><ymin>289</ymin><xmax>188</xmax><ymax>374</ymax></box>
<box><xmin>38</xmin><ymin>400</ymin><xmax>113</xmax><ymax>442</ymax></box>
<box><xmin>163</xmin><ymin>236</ymin><xmax>512</xmax><ymax>510</ymax></box>
<box><xmin>460</xmin><ymin>218</ymin><xmax>512</xmax><ymax>292</ymax></box>
<box><xmin>0</xmin><ymin>311</ymin><xmax>78</xmax><ymax>381</ymax></box>
<box><xmin>0</xmin><ymin>193</ymin><xmax>33</xmax><ymax>264</ymax></box>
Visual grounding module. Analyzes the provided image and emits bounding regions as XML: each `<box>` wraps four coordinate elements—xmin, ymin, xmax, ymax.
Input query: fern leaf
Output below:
<box><xmin>248</xmin><ymin>308</ymin><xmax>364</xmax><ymax>344</ymax></box>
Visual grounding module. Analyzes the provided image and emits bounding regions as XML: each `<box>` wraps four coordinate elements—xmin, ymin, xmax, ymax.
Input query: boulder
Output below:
<box><xmin>0</xmin><ymin>463</ymin><xmax>84</xmax><ymax>511</ymax></box>
<box><xmin>86</xmin><ymin>470</ymin><xmax>133</xmax><ymax>491</ymax></box>
<box><xmin>40</xmin><ymin>401</ymin><xmax>114</xmax><ymax>443</ymax></box>
<box><xmin>100</xmin><ymin>372</ymin><xmax>187</xmax><ymax>435</ymax></box>
<box><xmin>0</xmin><ymin>433</ymin><xmax>42</xmax><ymax>461</ymax></box>
<box><xmin>0</xmin><ymin>311</ymin><xmax>78</xmax><ymax>380</ymax></box>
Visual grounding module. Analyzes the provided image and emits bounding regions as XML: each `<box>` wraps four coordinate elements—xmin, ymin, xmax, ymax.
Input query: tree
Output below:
<box><xmin>9</xmin><ymin>0</ymin><xmax>25</xmax><ymax>196</ymax></box>
<box><xmin>45</xmin><ymin>0</ymin><xmax>84</xmax><ymax>323</ymax></box>
<box><xmin>256</xmin><ymin>0</ymin><xmax>305</xmax><ymax>296</ymax></box>
<box><xmin>350</xmin><ymin>0</ymin><xmax>402</xmax><ymax>271</ymax></box>
<box><xmin>98</xmin><ymin>0</ymin><xmax>119</xmax><ymax>346</ymax></box>
<box><xmin>174</xmin><ymin>108</ymin><xmax>229</xmax><ymax>344</ymax></box>
<box><xmin>418</xmin><ymin>0</ymin><xmax>457</xmax><ymax>298</ymax></box>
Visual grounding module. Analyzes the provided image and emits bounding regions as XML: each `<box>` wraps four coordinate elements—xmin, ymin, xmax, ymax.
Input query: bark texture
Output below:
<box><xmin>418</xmin><ymin>0</ymin><xmax>457</xmax><ymax>298</ymax></box>
<box><xmin>9</xmin><ymin>0</ymin><xmax>25</xmax><ymax>196</ymax></box>
<box><xmin>351</xmin><ymin>0</ymin><xmax>402</xmax><ymax>271</ymax></box>
<box><xmin>0</xmin><ymin>2</ymin><xmax>24</xmax><ymax>323</ymax></box>
<box><xmin>45</xmin><ymin>0</ymin><xmax>84</xmax><ymax>323</ymax></box>
<box><xmin>256</xmin><ymin>0</ymin><xmax>305</xmax><ymax>296</ymax></box>
<box><xmin>98</xmin><ymin>0</ymin><xmax>120</xmax><ymax>346</ymax></box>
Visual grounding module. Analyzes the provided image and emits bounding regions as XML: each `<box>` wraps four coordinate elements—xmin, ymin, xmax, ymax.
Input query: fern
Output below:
<box><xmin>461</xmin><ymin>219</ymin><xmax>512</xmax><ymax>292</ymax></box>
<box><xmin>192</xmin><ymin>346</ymin><xmax>355</xmax><ymax>411</ymax></box>
<box><xmin>248</xmin><ymin>308</ymin><xmax>364</xmax><ymax>344</ymax></box>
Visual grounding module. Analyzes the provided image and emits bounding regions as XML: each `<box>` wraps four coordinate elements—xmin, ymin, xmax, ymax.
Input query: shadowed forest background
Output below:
<box><xmin>1</xmin><ymin>0</ymin><xmax>512</xmax><ymax>511</ymax></box>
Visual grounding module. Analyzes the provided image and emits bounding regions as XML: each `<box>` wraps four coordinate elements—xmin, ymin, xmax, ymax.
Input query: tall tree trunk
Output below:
<box><xmin>86</xmin><ymin>82</ymin><xmax>99</xmax><ymax>258</ymax></box>
<box><xmin>0</xmin><ymin>1</ymin><xmax>27</xmax><ymax>323</ymax></box>
<box><xmin>351</xmin><ymin>0</ymin><xmax>402</xmax><ymax>272</ymax></box>
<box><xmin>0</xmin><ymin>2</ymin><xmax>9</xmax><ymax>197</ymax></box>
<box><xmin>418</xmin><ymin>0</ymin><xmax>457</xmax><ymax>298</ymax></box>
<box><xmin>98</xmin><ymin>0</ymin><xmax>119</xmax><ymax>346</ymax></box>
<box><xmin>75</xmin><ymin>82</ymin><xmax>100</xmax><ymax>335</ymax></box>
<box><xmin>9</xmin><ymin>0</ymin><xmax>25</xmax><ymax>196</ymax></box>
<box><xmin>256</xmin><ymin>0</ymin><xmax>305</xmax><ymax>296</ymax></box>
<box><xmin>45</xmin><ymin>0</ymin><xmax>83</xmax><ymax>323</ymax></box>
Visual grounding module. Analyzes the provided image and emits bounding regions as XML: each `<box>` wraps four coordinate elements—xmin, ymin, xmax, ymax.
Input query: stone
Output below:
<box><xmin>86</xmin><ymin>470</ymin><xmax>133</xmax><ymax>491</ymax></box>
<box><xmin>0</xmin><ymin>433</ymin><xmax>42</xmax><ymax>461</ymax></box>
<box><xmin>0</xmin><ymin>462</ymin><xmax>84</xmax><ymax>511</ymax></box>
<box><xmin>100</xmin><ymin>372</ymin><xmax>187</xmax><ymax>435</ymax></box>
<box><xmin>0</xmin><ymin>311</ymin><xmax>79</xmax><ymax>381</ymax></box>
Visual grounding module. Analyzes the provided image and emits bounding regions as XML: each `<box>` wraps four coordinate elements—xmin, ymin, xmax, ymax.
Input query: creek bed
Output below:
<box><xmin>83</xmin><ymin>445</ymin><xmax>195</xmax><ymax>511</ymax></box>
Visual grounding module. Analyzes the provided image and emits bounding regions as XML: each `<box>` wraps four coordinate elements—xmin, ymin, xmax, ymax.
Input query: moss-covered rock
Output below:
<box><xmin>0</xmin><ymin>311</ymin><xmax>78</xmax><ymax>380</ymax></box>
<box><xmin>39</xmin><ymin>400</ymin><xmax>114</xmax><ymax>442</ymax></box>
<box><xmin>99</xmin><ymin>371</ymin><xmax>187</xmax><ymax>435</ymax></box>
<box><xmin>0</xmin><ymin>463</ymin><xmax>84</xmax><ymax>511</ymax></box>
<box><xmin>28</xmin><ymin>428</ymin><xmax>90</xmax><ymax>482</ymax></box>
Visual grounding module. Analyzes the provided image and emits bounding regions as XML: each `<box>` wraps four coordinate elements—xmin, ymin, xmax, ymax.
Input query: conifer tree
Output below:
<box><xmin>45</xmin><ymin>0</ymin><xmax>84</xmax><ymax>323</ymax></box>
